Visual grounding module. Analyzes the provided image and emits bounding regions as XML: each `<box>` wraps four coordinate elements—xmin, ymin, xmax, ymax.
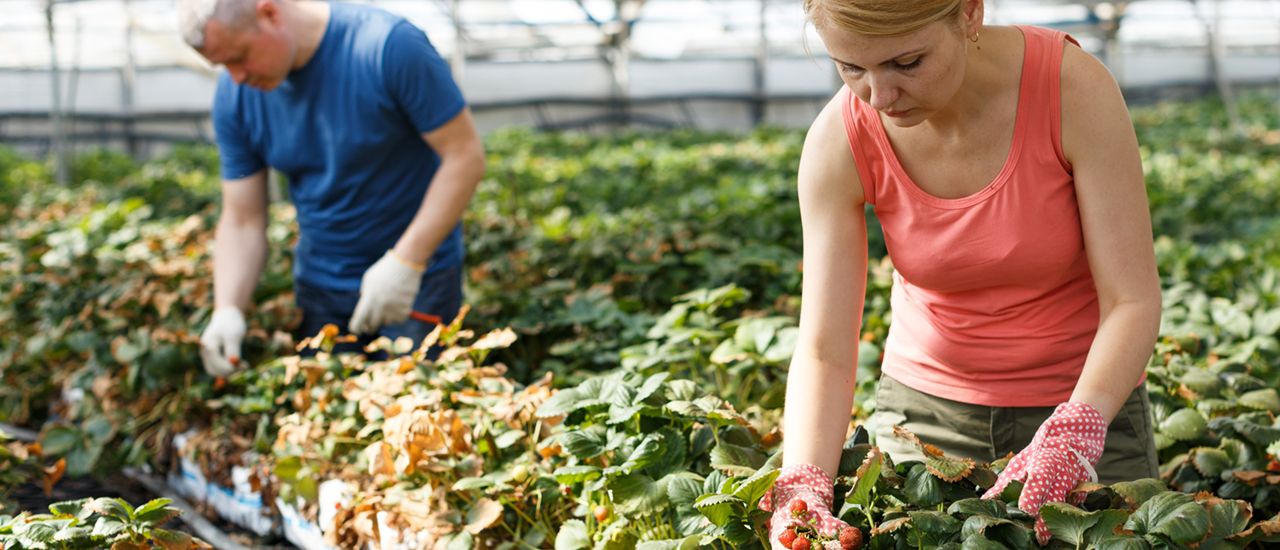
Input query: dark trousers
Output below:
<box><xmin>294</xmin><ymin>263</ymin><xmax>463</xmax><ymax>358</ymax></box>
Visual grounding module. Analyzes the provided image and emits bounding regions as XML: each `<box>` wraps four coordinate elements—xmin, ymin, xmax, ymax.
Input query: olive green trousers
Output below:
<box><xmin>865</xmin><ymin>375</ymin><xmax>1159</xmax><ymax>484</ymax></box>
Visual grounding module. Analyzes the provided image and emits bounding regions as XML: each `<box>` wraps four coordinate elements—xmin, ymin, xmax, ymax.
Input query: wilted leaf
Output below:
<box><xmin>464</xmin><ymin>498</ymin><xmax>503</xmax><ymax>534</ymax></box>
<box><xmin>872</xmin><ymin>516</ymin><xmax>911</xmax><ymax>536</ymax></box>
<box><xmin>846</xmin><ymin>447</ymin><xmax>883</xmax><ymax>509</ymax></box>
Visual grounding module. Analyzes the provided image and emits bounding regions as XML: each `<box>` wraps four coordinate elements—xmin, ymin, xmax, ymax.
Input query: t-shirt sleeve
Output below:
<box><xmin>211</xmin><ymin>74</ymin><xmax>266</xmax><ymax>180</ymax></box>
<box><xmin>383</xmin><ymin>21</ymin><xmax>466</xmax><ymax>135</ymax></box>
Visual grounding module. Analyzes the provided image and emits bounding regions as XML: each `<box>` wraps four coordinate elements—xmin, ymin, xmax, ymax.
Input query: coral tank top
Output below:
<box><xmin>842</xmin><ymin>26</ymin><xmax>1114</xmax><ymax>406</ymax></box>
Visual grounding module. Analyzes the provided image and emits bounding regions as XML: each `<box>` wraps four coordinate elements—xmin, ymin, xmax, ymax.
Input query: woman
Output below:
<box><xmin>764</xmin><ymin>0</ymin><xmax>1161</xmax><ymax>546</ymax></box>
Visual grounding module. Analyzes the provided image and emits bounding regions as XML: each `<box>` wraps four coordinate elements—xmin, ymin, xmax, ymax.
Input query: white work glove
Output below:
<box><xmin>199</xmin><ymin>307</ymin><xmax>246</xmax><ymax>377</ymax></box>
<box><xmin>348</xmin><ymin>250</ymin><xmax>424</xmax><ymax>335</ymax></box>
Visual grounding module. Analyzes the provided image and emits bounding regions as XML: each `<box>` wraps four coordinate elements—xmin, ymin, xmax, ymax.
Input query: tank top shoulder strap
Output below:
<box><xmin>840</xmin><ymin>86</ymin><xmax>891</xmax><ymax>206</ymax></box>
<box><xmin>1015</xmin><ymin>25</ymin><xmax>1080</xmax><ymax>173</ymax></box>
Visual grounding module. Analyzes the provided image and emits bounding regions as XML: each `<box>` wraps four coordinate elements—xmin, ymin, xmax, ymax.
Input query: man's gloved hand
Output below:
<box><xmin>199</xmin><ymin>307</ymin><xmax>246</xmax><ymax>377</ymax></box>
<box><xmin>348</xmin><ymin>250</ymin><xmax>424</xmax><ymax>335</ymax></box>
<box><xmin>982</xmin><ymin>401</ymin><xmax>1108</xmax><ymax>545</ymax></box>
<box><xmin>760</xmin><ymin>464</ymin><xmax>850</xmax><ymax>549</ymax></box>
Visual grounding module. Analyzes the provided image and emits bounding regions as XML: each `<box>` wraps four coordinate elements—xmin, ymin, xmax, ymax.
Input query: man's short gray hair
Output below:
<box><xmin>176</xmin><ymin>0</ymin><xmax>259</xmax><ymax>50</ymax></box>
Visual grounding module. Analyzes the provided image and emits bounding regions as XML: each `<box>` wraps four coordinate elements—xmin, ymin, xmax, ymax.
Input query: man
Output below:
<box><xmin>178</xmin><ymin>0</ymin><xmax>486</xmax><ymax>376</ymax></box>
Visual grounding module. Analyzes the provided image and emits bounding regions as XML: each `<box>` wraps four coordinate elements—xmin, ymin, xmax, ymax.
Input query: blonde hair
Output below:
<box><xmin>803</xmin><ymin>0</ymin><xmax>966</xmax><ymax>37</ymax></box>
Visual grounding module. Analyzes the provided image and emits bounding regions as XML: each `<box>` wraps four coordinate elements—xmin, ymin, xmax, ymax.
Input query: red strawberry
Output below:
<box><xmin>792</xmin><ymin>537</ymin><xmax>811</xmax><ymax>550</ymax></box>
<box><xmin>593</xmin><ymin>505</ymin><xmax>610</xmax><ymax>523</ymax></box>
<box><xmin>778</xmin><ymin>528</ymin><xmax>798</xmax><ymax>549</ymax></box>
<box><xmin>790</xmin><ymin>499</ymin><xmax>808</xmax><ymax>516</ymax></box>
<box><xmin>839</xmin><ymin>527</ymin><xmax>863</xmax><ymax>549</ymax></box>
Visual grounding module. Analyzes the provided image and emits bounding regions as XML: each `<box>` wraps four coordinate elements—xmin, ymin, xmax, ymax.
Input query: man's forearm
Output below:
<box><xmin>393</xmin><ymin>153</ymin><xmax>485</xmax><ymax>267</ymax></box>
<box><xmin>1069</xmin><ymin>300</ymin><xmax>1161</xmax><ymax>421</ymax></box>
<box><xmin>213</xmin><ymin>217</ymin><xmax>269</xmax><ymax>312</ymax></box>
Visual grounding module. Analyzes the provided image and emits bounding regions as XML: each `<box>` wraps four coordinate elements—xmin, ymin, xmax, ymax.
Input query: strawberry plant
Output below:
<box><xmin>0</xmin><ymin>497</ymin><xmax>208</xmax><ymax>549</ymax></box>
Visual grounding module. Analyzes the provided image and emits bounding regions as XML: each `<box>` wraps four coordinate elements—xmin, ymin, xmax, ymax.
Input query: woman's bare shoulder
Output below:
<box><xmin>799</xmin><ymin>89</ymin><xmax>864</xmax><ymax>206</ymax></box>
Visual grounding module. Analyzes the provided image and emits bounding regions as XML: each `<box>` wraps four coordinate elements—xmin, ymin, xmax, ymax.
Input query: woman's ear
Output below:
<box><xmin>964</xmin><ymin>0</ymin><xmax>985</xmax><ymax>37</ymax></box>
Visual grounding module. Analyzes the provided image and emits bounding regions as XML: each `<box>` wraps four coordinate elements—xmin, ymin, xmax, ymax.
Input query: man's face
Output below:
<box><xmin>199</xmin><ymin>13</ymin><xmax>294</xmax><ymax>91</ymax></box>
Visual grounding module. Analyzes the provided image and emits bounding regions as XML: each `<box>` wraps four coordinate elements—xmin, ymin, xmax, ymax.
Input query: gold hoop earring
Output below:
<box><xmin>969</xmin><ymin>32</ymin><xmax>980</xmax><ymax>43</ymax></box>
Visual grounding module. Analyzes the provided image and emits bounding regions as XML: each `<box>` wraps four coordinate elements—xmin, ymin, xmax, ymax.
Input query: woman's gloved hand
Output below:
<box><xmin>760</xmin><ymin>464</ymin><xmax>850</xmax><ymax>549</ymax></box>
<box><xmin>982</xmin><ymin>401</ymin><xmax>1108</xmax><ymax>545</ymax></box>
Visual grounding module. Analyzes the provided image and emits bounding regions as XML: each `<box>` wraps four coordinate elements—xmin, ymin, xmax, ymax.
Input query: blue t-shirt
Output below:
<box><xmin>212</xmin><ymin>3</ymin><xmax>466</xmax><ymax>291</ymax></box>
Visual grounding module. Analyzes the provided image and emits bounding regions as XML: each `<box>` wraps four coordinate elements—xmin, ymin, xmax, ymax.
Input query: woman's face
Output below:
<box><xmin>816</xmin><ymin>19</ymin><xmax>969</xmax><ymax>128</ymax></box>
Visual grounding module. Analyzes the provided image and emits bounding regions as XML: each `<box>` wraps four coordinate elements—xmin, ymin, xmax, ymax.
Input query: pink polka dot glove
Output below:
<box><xmin>760</xmin><ymin>464</ymin><xmax>849</xmax><ymax>549</ymax></box>
<box><xmin>981</xmin><ymin>401</ymin><xmax>1108</xmax><ymax>545</ymax></box>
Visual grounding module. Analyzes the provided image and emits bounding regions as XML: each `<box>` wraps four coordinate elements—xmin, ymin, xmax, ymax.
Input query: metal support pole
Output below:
<box><xmin>1192</xmin><ymin>0</ymin><xmax>1241</xmax><ymax>135</ymax></box>
<box><xmin>46</xmin><ymin>0</ymin><xmax>68</xmax><ymax>184</ymax></box>
<box><xmin>122</xmin><ymin>0</ymin><xmax>139</xmax><ymax>157</ymax></box>
<box><xmin>753</xmin><ymin>0</ymin><xmax>768</xmax><ymax>126</ymax></box>
<box><xmin>449</xmin><ymin>0</ymin><xmax>465</xmax><ymax>82</ymax></box>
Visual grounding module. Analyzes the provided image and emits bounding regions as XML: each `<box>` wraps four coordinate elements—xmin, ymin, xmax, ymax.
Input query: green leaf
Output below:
<box><xmin>1159</xmin><ymin>409</ymin><xmax>1208</xmax><ymax>441</ymax></box>
<box><xmin>1084</xmin><ymin>509</ymin><xmax>1132</xmax><ymax>546</ymax></box>
<box><xmin>52</xmin><ymin>524</ymin><xmax>93</xmax><ymax>542</ymax></box>
<box><xmin>555</xmin><ymin>519</ymin><xmax>589</xmax><ymax>550</ymax></box>
<box><xmin>1110</xmin><ymin>479</ymin><xmax>1170</xmax><ymax>509</ymax></box>
<box><xmin>41</xmin><ymin>426</ymin><xmax>81</xmax><ymax>456</ymax></box>
<box><xmin>1094</xmin><ymin>535</ymin><xmax>1151</xmax><ymax>550</ymax></box>
<box><xmin>1203</xmin><ymin>496</ymin><xmax>1251</xmax><ymax>541</ymax></box>
<box><xmin>1238</xmin><ymin>389</ymin><xmax>1280</xmax><ymax>413</ymax></box>
<box><xmin>731</xmin><ymin>467</ymin><xmax>778</xmax><ymax>507</ymax></box>
<box><xmin>445</xmin><ymin>531</ymin><xmax>474</xmax><ymax>550</ymax></box>
<box><xmin>693</xmin><ymin>493</ymin><xmax>745</xmax><ymax>528</ymax></box>
<box><xmin>709</xmin><ymin>442</ymin><xmax>767</xmax><ymax>476</ymax></box>
<box><xmin>904</xmin><ymin>464</ymin><xmax>944</xmax><ymax>508</ymax></box>
<box><xmin>452</xmin><ymin>477</ymin><xmax>496</xmax><ymax>491</ymax></box>
<box><xmin>152</xmin><ymin>528</ymin><xmax>194</xmax><ymax>549</ymax></box>
<box><xmin>617</xmin><ymin>433</ymin><xmax>666</xmax><ymax>474</ymax></box>
<box><xmin>1124</xmin><ymin>491</ymin><xmax>1209</xmax><ymax>544</ymax></box>
<box><xmin>959</xmin><ymin>534</ymin><xmax>1011</xmax><ymax>550</ymax></box>
<box><xmin>48</xmin><ymin>498</ymin><xmax>92</xmax><ymax>520</ymax></box>
<box><xmin>89</xmin><ymin>497</ymin><xmax>134</xmax><ymax>521</ymax></box>
<box><xmin>91</xmin><ymin>516</ymin><xmax>127</xmax><ymax>538</ymax></box>
<box><xmin>720</xmin><ymin>521</ymin><xmax>755</xmax><ymax>545</ymax></box>
<box><xmin>493</xmin><ymin>429</ymin><xmax>526</xmax><ymax>449</ymax></box>
<box><xmin>644</xmin><ymin>427</ymin><xmax>688</xmax><ymax>479</ymax></box>
<box><xmin>552</xmin><ymin>465</ymin><xmax>602</xmax><ymax>485</ymax></box>
<box><xmin>612</xmin><ymin>473</ymin><xmax>669</xmax><ymax>515</ymax></box>
<box><xmin>960</xmin><ymin>515</ymin><xmax>1028</xmax><ymax>548</ymax></box>
<box><xmin>1040</xmin><ymin>502</ymin><xmax>1101</xmax><ymax>546</ymax></box>
<box><xmin>1178</xmin><ymin>369</ymin><xmax>1222</xmax><ymax>395</ymax></box>
<box><xmin>666</xmin><ymin>472</ymin><xmax>706</xmax><ymax>508</ymax></box>
<box><xmin>908</xmin><ymin>510</ymin><xmax>961</xmax><ymax>540</ymax></box>
<box><xmin>133</xmin><ymin>498</ymin><xmax>178</xmax><ymax>526</ymax></box>
<box><xmin>947</xmin><ymin>498</ymin><xmax>1006</xmax><ymax>519</ymax></box>
<box><xmin>560</xmin><ymin>425</ymin><xmax>609</xmax><ymax>459</ymax></box>
<box><xmin>1191</xmin><ymin>448</ymin><xmax>1232</xmax><ymax>478</ymax></box>
<box><xmin>846</xmin><ymin>448</ymin><xmax>884</xmax><ymax>509</ymax></box>
<box><xmin>635</xmin><ymin>372</ymin><xmax>670</xmax><ymax>403</ymax></box>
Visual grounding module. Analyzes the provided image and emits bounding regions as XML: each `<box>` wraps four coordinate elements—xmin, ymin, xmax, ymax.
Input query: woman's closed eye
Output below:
<box><xmin>837</xmin><ymin>56</ymin><xmax>923</xmax><ymax>75</ymax></box>
<box><xmin>894</xmin><ymin>57</ymin><xmax>922</xmax><ymax>71</ymax></box>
